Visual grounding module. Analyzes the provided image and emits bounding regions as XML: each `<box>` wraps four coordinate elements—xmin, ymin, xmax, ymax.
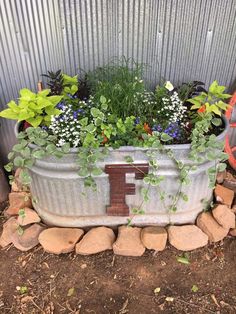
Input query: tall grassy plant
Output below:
<box><xmin>87</xmin><ymin>58</ymin><xmax>147</xmax><ymax>119</ymax></box>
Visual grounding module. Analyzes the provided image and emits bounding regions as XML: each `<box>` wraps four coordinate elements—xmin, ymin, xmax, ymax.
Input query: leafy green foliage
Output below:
<box><xmin>87</xmin><ymin>58</ymin><xmax>147</xmax><ymax>119</ymax></box>
<box><xmin>0</xmin><ymin>89</ymin><xmax>62</xmax><ymax>127</ymax></box>
<box><xmin>5</xmin><ymin>127</ymin><xmax>70</xmax><ymax>185</ymax></box>
<box><xmin>188</xmin><ymin>80</ymin><xmax>231</xmax><ymax>118</ymax></box>
<box><xmin>2</xmin><ymin>63</ymin><xmax>230</xmax><ymax>218</ymax></box>
<box><xmin>177</xmin><ymin>81</ymin><xmax>206</xmax><ymax>104</ymax></box>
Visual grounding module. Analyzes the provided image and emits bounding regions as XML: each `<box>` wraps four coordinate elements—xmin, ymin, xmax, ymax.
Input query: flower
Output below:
<box><xmin>165</xmin><ymin>81</ymin><xmax>174</xmax><ymax>91</ymax></box>
<box><xmin>144</xmin><ymin>123</ymin><xmax>152</xmax><ymax>134</ymax></box>
<box><xmin>134</xmin><ymin>117</ymin><xmax>140</xmax><ymax>125</ymax></box>
<box><xmin>198</xmin><ymin>104</ymin><xmax>206</xmax><ymax>113</ymax></box>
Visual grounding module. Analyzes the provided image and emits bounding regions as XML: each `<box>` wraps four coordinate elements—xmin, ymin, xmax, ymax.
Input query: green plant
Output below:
<box><xmin>5</xmin><ymin>127</ymin><xmax>70</xmax><ymax>185</ymax></box>
<box><xmin>1</xmin><ymin>64</ymin><xmax>231</xmax><ymax>222</ymax></box>
<box><xmin>87</xmin><ymin>58</ymin><xmax>146</xmax><ymax>119</ymax></box>
<box><xmin>0</xmin><ymin>89</ymin><xmax>62</xmax><ymax>127</ymax></box>
<box><xmin>43</xmin><ymin>69</ymin><xmax>90</xmax><ymax>100</ymax></box>
<box><xmin>177</xmin><ymin>81</ymin><xmax>206</xmax><ymax>104</ymax></box>
<box><xmin>188</xmin><ymin>80</ymin><xmax>231</xmax><ymax>125</ymax></box>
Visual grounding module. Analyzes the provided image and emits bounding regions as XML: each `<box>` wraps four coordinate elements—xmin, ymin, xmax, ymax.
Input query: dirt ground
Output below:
<box><xmin>0</xmin><ymin>215</ymin><xmax>236</xmax><ymax>314</ymax></box>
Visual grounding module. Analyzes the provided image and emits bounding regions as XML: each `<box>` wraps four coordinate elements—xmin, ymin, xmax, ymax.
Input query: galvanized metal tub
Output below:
<box><xmin>25</xmin><ymin>119</ymin><xmax>229</xmax><ymax>228</ymax></box>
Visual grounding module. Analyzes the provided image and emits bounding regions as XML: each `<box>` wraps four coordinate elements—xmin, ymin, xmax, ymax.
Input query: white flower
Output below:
<box><xmin>165</xmin><ymin>81</ymin><xmax>174</xmax><ymax>91</ymax></box>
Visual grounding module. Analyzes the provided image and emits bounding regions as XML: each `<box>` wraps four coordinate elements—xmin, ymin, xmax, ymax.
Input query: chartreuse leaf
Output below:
<box><xmin>191</xmin><ymin>285</ymin><xmax>199</xmax><ymax>292</ymax></box>
<box><xmin>217</xmin><ymin>101</ymin><xmax>228</xmax><ymax>110</ymax></box>
<box><xmin>19</xmin><ymin>88</ymin><xmax>36</xmax><ymax>100</ymax></box>
<box><xmin>188</xmin><ymin>99</ymin><xmax>201</xmax><ymax>109</ymax></box>
<box><xmin>177</xmin><ymin>254</ymin><xmax>190</xmax><ymax>264</ymax></box>
<box><xmin>0</xmin><ymin>87</ymin><xmax>62</xmax><ymax>126</ymax></box>
<box><xmin>0</xmin><ymin>108</ymin><xmax>19</xmax><ymax>119</ymax></box>
<box><xmin>209</xmin><ymin>80</ymin><xmax>218</xmax><ymax>94</ymax></box>
<box><xmin>62</xmin><ymin>73</ymin><xmax>78</xmax><ymax>85</ymax></box>
<box><xmin>38</xmin><ymin>89</ymin><xmax>50</xmax><ymax>97</ymax></box>
<box><xmin>210</xmin><ymin>104</ymin><xmax>221</xmax><ymax>116</ymax></box>
<box><xmin>27</xmin><ymin>116</ymin><xmax>43</xmax><ymax>127</ymax></box>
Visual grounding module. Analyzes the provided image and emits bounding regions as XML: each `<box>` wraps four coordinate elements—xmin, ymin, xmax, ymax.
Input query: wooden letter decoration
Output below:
<box><xmin>105</xmin><ymin>163</ymin><xmax>149</xmax><ymax>216</ymax></box>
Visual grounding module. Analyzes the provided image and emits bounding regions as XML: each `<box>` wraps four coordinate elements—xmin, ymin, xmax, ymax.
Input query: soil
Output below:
<box><xmin>0</xmin><ymin>216</ymin><xmax>236</xmax><ymax>314</ymax></box>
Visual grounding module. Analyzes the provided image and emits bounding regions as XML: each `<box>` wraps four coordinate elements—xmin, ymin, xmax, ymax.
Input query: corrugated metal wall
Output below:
<box><xmin>1</xmin><ymin>0</ymin><xmax>236</xmax><ymax>163</ymax></box>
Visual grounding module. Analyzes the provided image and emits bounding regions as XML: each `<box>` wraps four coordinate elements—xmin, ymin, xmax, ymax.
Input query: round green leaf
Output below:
<box><xmin>212</xmin><ymin>118</ymin><xmax>222</xmax><ymax>126</ymax></box>
<box><xmin>32</xmin><ymin>150</ymin><xmax>46</xmax><ymax>159</ymax></box>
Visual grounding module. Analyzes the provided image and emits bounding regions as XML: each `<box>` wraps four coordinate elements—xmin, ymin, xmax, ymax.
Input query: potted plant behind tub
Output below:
<box><xmin>0</xmin><ymin>63</ymin><xmax>230</xmax><ymax>228</ymax></box>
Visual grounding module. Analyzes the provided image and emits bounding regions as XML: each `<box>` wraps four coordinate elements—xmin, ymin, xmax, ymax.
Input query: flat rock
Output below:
<box><xmin>17</xmin><ymin>208</ymin><xmax>41</xmax><ymax>226</ymax></box>
<box><xmin>197</xmin><ymin>212</ymin><xmax>229</xmax><ymax>242</ymax></box>
<box><xmin>113</xmin><ymin>226</ymin><xmax>145</xmax><ymax>256</ymax></box>
<box><xmin>212</xmin><ymin>204</ymin><xmax>235</xmax><ymax>229</ymax></box>
<box><xmin>230</xmin><ymin>228</ymin><xmax>236</xmax><ymax>236</ymax></box>
<box><xmin>11</xmin><ymin>181</ymin><xmax>21</xmax><ymax>192</ymax></box>
<box><xmin>39</xmin><ymin>228</ymin><xmax>84</xmax><ymax>254</ymax></box>
<box><xmin>216</xmin><ymin>170</ymin><xmax>227</xmax><ymax>184</ymax></box>
<box><xmin>231</xmin><ymin>205</ymin><xmax>236</xmax><ymax>214</ymax></box>
<box><xmin>13</xmin><ymin>169</ymin><xmax>30</xmax><ymax>192</ymax></box>
<box><xmin>76</xmin><ymin>227</ymin><xmax>115</xmax><ymax>255</ymax></box>
<box><xmin>141</xmin><ymin>226</ymin><xmax>167</xmax><ymax>251</ymax></box>
<box><xmin>168</xmin><ymin>225</ymin><xmax>208</xmax><ymax>251</ymax></box>
<box><xmin>214</xmin><ymin>184</ymin><xmax>234</xmax><ymax>207</ymax></box>
<box><xmin>0</xmin><ymin>217</ymin><xmax>18</xmax><ymax>247</ymax></box>
<box><xmin>223</xmin><ymin>172</ymin><xmax>236</xmax><ymax>192</ymax></box>
<box><xmin>6</xmin><ymin>192</ymin><xmax>32</xmax><ymax>216</ymax></box>
<box><xmin>15</xmin><ymin>168</ymin><xmax>22</xmax><ymax>178</ymax></box>
<box><xmin>12</xmin><ymin>224</ymin><xmax>44</xmax><ymax>252</ymax></box>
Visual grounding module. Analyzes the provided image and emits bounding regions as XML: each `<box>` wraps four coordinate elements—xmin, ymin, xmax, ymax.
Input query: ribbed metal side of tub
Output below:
<box><xmin>29</xmin><ymin>118</ymin><xmax>228</xmax><ymax>227</ymax></box>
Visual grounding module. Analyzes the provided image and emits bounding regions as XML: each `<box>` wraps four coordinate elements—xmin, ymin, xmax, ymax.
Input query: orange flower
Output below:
<box><xmin>144</xmin><ymin>123</ymin><xmax>152</xmax><ymax>135</ymax></box>
<box><xmin>101</xmin><ymin>131</ymin><xmax>108</xmax><ymax>144</ymax></box>
<box><xmin>197</xmin><ymin>104</ymin><xmax>206</xmax><ymax>113</ymax></box>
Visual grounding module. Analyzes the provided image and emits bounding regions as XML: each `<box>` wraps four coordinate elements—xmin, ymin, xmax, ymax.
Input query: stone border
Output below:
<box><xmin>0</xmin><ymin>169</ymin><xmax>235</xmax><ymax>255</ymax></box>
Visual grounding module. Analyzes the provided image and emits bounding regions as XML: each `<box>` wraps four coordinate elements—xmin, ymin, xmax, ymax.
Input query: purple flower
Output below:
<box><xmin>152</xmin><ymin>124</ymin><xmax>162</xmax><ymax>132</ymax></box>
<box><xmin>163</xmin><ymin>122</ymin><xmax>181</xmax><ymax>139</ymax></box>
<box><xmin>134</xmin><ymin>117</ymin><xmax>140</xmax><ymax>125</ymax></box>
<box><xmin>77</xmin><ymin>109</ymin><xmax>85</xmax><ymax>114</ymax></box>
<box><xmin>56</xmin><ymin>102</ymin><xmax>64</xmax><ymax>110</ymax></box>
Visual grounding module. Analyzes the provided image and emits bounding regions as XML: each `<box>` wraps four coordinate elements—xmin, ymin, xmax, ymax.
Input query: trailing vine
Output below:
<box><xmin>2</xmin><ymin>77</ymin><xmax>230</xmax><ymax>226</ymax></box>
<box><xmin>5</xmin><ymin>111</ymin><xmax>228</xmax><ymax>226</ymax></box>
